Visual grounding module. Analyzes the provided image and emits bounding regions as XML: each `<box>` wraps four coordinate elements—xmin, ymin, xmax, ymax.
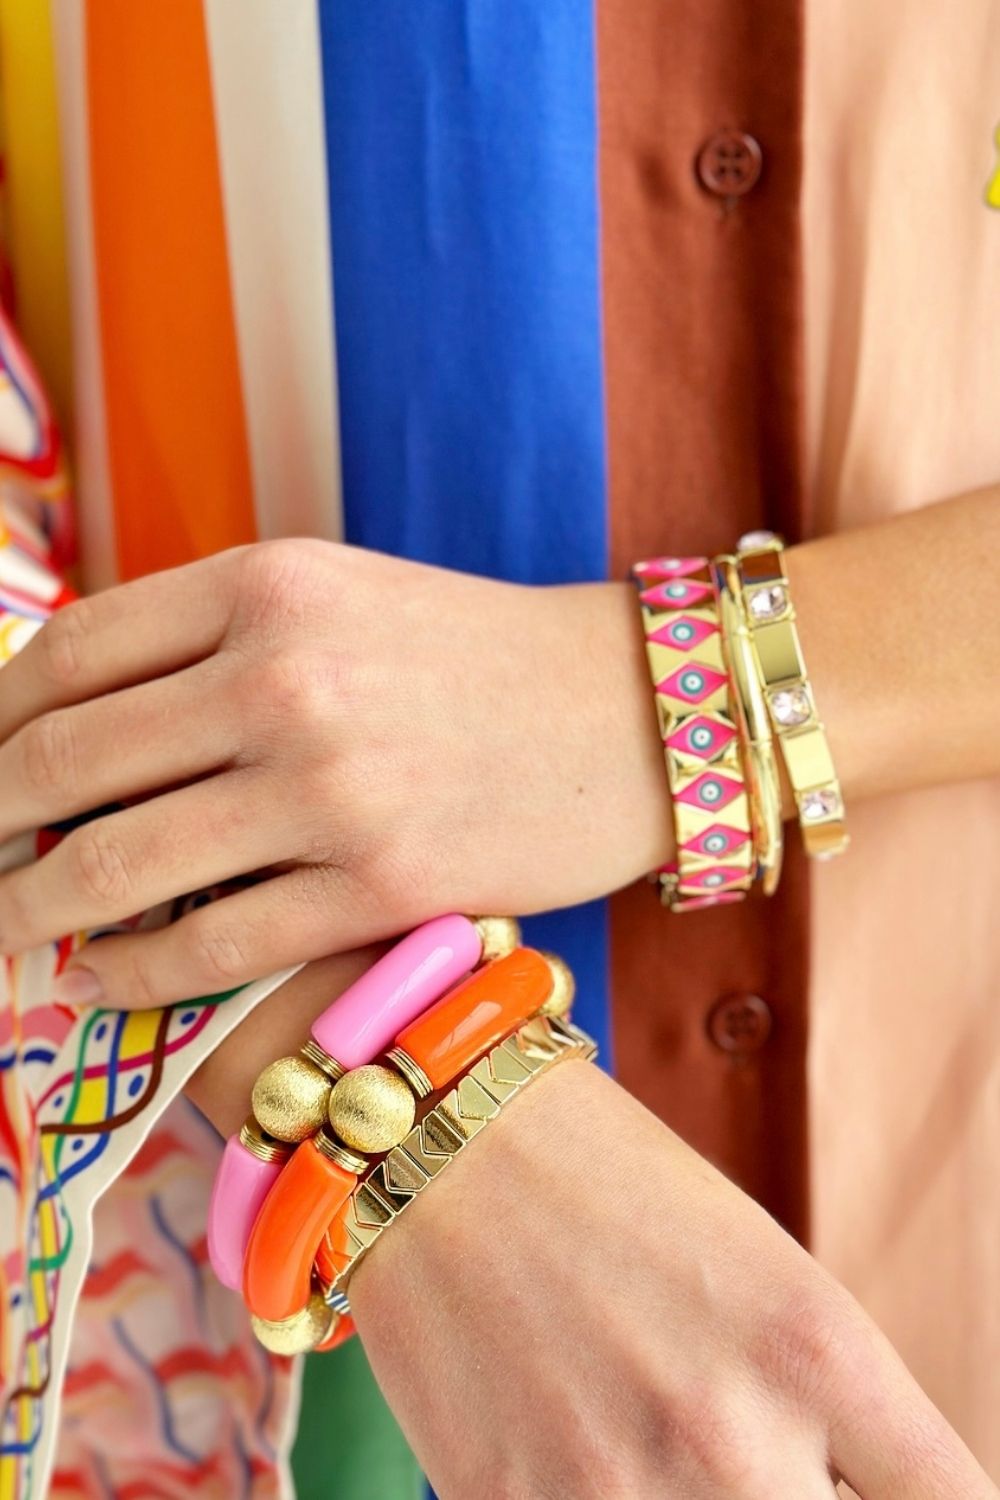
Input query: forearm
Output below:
<box><xmin>787</xmin><ymin>485</ymin><xmax>1000</xmax><ymax>802</ymax></box>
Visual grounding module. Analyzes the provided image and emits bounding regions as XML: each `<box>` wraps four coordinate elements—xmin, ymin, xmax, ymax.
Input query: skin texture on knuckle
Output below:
<box><xmin>35</xmin><ymin>598</ymin><xmax>92</xmax><ymax>687</ymax></box>
<box><xmin>233</xmin><ymin>537</ymin><xmax>328</xmax><ymax>638</ymax></box>
<box><xmin>750</xmin><ymin>1277</ymin><xmax>871</xmax><ymax>1422</ymax></box>
<box><xmin>252</xmin><ymin>649</ymin><xmax>351</xmax><ymax>749</ymax></box>
<box><xmin>21</xmin><ymin>710</ymin><xmax>78</xmax><ymax>802</ymax></box>
<box><xmin>70</xmin><ymin>825</ymin><xmax>136</xmax><ymax>910</ymax></box>
<box><xmin>188</xmin><ymin>915</ymin><xmax>252</xmax><ymax>989</ymax></box>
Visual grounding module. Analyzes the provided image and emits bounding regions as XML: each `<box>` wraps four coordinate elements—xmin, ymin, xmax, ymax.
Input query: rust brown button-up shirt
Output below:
<box><xmin>600</xmin><ymin>0</ymin><xmax>1000</xmax><ymax>1471</ymax></box>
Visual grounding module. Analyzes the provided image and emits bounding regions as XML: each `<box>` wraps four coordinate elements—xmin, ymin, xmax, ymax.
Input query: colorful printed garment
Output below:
<box><xmin>0</xmin><ymin>436</ymin><xmax>301</xmax><ymax>1498</ymax></box>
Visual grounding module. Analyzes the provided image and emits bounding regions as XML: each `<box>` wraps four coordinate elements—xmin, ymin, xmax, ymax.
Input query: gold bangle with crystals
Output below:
<box><xmin>631</xmin><ymin>556</ymin><xmax>756</xmax><ymax>911</ymax></box>
<box><xmin>711</xmin><ymin>556</ymin><xmax>784</xmax><ymax>895</ymax></box>
<box><xmin>317</xmin><ymin>1013</ymin><xmax>597</xmax><ymax>1304</ymax></box>
<box><xmin>736</xmin><ymin>531</ymin><xmax>848</xmax><ymax>859</ymax></box>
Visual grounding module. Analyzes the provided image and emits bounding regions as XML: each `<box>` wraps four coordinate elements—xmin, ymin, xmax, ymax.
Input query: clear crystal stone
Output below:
<box><xmin>748</xmin><ymin>584</ymin><xmax>788</xmax><ymax>621</ymax></box>
<box><xmin>738</xmin><ymin>529</ymin><xmax>779</xmax><ymax>551</ymax></box>
<box><xmin>801</xmin><ymin>788</ymin><xmax>840</xmax><ymax>821</ymax></box>
<box><xmin>770</xmin><ymin>687</ymin><xmax>810</xmax><ymax>726</ymax></box>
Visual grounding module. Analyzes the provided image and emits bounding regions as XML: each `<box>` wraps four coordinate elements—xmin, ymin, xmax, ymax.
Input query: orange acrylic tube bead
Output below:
<box><xmin>316</xmin><ymin>1202</ymin><xmax>363</xmax><ymax>1288</ymax></box>
<box><xmin>243</xmin><ymin>1136</ymin><xmax>358</xmax><ymax>1322</ymax></box>
<box><xmin>390</xmin><ymin>947</ymin><xmax>552</xmax><ymax>1096</ymax></box>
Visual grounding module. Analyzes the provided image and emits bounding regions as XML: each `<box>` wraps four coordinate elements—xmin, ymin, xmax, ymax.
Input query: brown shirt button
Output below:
<box><xmin>707</xmin><ymin>993</ymin><xmax>773</xmax><ymax>1054</ymax></box>
<box><xmin>696</xmin><ymin>129</ymin><xmax>763</xmax><ymax>197</ymax></box>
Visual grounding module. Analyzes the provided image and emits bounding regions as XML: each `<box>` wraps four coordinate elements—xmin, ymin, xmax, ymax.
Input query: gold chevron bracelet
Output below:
<box><xmin>317</xmin><ymin>1013</ymin><xmax>598</xmax><ymax>1306</ymax></box>
<box><xmin>736</xmin><ymin>531</ymin><xmax>848</xmax><ymax>859</ymax></box>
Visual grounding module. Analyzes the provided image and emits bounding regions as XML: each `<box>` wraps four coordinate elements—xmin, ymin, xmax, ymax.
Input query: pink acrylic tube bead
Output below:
<box><xmin>207</xmin><ymin>1134</ymin><xmax>285</xmax><ymax>1292</ymax></box>
<box><xmin>311</xmin><ymin>913</ymin><xmax>483</xmax><ymax>1070</ymax></box>
<box><xmin>207</xmin><ymin>914</ymin><xmax>484</xmax><ymax>1294</ymax></box>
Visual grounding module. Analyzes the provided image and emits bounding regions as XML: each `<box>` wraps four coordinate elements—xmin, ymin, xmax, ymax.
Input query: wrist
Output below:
<box><xmin>558</xmin><ymin>582</ymin><xmax>675</xmax><ymax>885</ymax></box>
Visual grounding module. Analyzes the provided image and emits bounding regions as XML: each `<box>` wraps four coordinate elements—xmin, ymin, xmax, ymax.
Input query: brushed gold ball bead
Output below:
<box><xmin>251</xmin><ymin>1293</ymin><xmax>335</xmax><ymax>1355</ymax></box>
<box><xmin>537</xmin><ymin>952</ymin><xmax>576</xmax><ymax>1017</ymax></box>
<box><xmin>251</xmin><ymin>1055</ymin><xmax>332</xmax><ymax>1143</ymax></box>
<box><xmin>327</xmin><ymin>1064</ymin><xmax>416</xmax><ymax>1154</ymax></box>
<box><xmin>473</xmin><ymin>915</ymin><xmax>522</xmax><ymax>963</ymax></box>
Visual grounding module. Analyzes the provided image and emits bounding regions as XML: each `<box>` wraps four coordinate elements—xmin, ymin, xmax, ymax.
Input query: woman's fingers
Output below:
<box><xmin>0</xmin><ymin>550</ymin><xmax>241</xmax><ymax>742</ymax></box>
<box><xmin>827</xmin><ymin>1325</ymin><xmax>997</xmax><ymax>1500</ymax></box>
<box><xmin>0</xmin><ymin>769</ymin><xmax>302</xmax><ymax>958</ymax></box>
<box><xmin>51</xmin><ymin>864</ymin><xmax>385</xmax><ymax>1010</ymax></box>
<box><xmin>0</xmin><ymin>656</ymin><xmax>244</xmax><ymax>841</ymax></box>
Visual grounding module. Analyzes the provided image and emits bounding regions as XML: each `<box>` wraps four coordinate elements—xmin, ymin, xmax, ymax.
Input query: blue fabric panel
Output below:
<box><xmin>317</xmin><ymin>0</ymin><xmax>612</xmax><ymax>1068</ymax></box>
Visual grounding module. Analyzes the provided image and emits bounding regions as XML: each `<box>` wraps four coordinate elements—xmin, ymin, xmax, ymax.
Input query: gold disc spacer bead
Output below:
<box><xmin>251</xmin><ymin>1055</ymin><xmax>332</xmax><ymax>1143</ymax></box>
<box><xmin>327</xmin><ymin>1064</ymin><xmax>417</xmax><ymax>1154</ymax></box>
<box><xmin>251</xmin><ymin>1292</ymin><xmax>336</xmax><ymax>1355</ymax></box>
<box><xmin>238</xmin><ymin>1115</ymin><xmax>293</xmax><ymax>1165</ymax></box>
<box><xmin>384</xmin><ymin>1047</ymin><xmax>432</xmax><ymax>1100</ymax></box>
<box><xmin>300</xmin><ymin>1037</ymin><xmax>346</xmax><ymax>1082</ymax></box>
<box><xmin>314</xmin><ymin>1130</ymin><xmax>368</xmax><ymax>1174</ymax></box>
<box><xmin>472</xmin><ymin>915</ymin><xmax>522</xmax><ymax>963</ymax></box>
<box><xmin>536</xmin><ymin>952</ymin><xmax>576</xmax><ymax>1017</ymax></box>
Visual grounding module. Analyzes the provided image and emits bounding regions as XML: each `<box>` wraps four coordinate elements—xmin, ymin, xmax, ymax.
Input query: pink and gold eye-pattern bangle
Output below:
<box><xmin>735</xmin><ymin>532</ymin><xmax>849</xmax><ymax>860</ymax></box>
<box><xmin>631</xmin><ymin>556</ymin><xmax>755</xmax><ymax>911</ymax></box>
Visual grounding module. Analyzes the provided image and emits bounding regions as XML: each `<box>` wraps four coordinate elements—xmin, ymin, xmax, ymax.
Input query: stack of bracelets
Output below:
<box><xmin>206</xmin><ymin>529</ymin><xmax>845</xmax><ymax>1346</ymax></box>
<box><xmin>631</xmin><ymin>530</ymin><xmax>848</xmax><ymax>912</ymax></box>
<box><xmin>207</xmin><ymin>914</ymin><xmax>598</xmax><ymax>1354</ymax></box>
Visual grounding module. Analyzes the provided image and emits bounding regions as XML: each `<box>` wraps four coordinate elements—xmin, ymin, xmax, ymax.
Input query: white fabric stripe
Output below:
<box><xmin>51</xmin><ymin>0</ymin><xmax>119</xmax><ymax>591</ymax></box>
<box><xmin>205</xmin><ymin>0</ymin><xmax>343</xmax><ymax>545</ymax></box>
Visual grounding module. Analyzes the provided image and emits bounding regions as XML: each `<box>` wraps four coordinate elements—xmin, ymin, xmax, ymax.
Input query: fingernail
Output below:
<box><xmin>52</xmin><ymin>966</ymin><xmax>105</xmax><ymax>1008</ymax></box>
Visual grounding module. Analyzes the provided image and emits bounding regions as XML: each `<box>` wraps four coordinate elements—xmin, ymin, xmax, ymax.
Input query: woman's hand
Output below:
<box><xmin>188</xmin><ymin>962</ymin><xmax>993</xmax><ymax>1500</ymax></box>
<box><xmin>0</xmin><ymin>540</ymin><xmax>669</xmax><ymax>1007</ymax></box>
<box><xmin>350</xmin><ymin>1060</ymin><xmax>995</xmax><ymax>1500</ymax></box>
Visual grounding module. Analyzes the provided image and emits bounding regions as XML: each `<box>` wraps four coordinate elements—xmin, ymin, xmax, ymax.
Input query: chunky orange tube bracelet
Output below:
<box><xmin>386</xmin><ymin>945</ymin><xmax>564</xmax><ymax>1096</ymax></box>
<box><xmin>242</xmin><ymin>945</ymin><xmax>573</xmax><ymax>1333</ymax></box>
<box><xmin>243</xmin><ymin>1132</ymin><xmax>367</xmax><ymax>1323</ymax></box>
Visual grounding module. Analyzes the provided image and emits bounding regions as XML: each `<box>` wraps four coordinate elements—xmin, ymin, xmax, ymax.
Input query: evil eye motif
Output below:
<box><xmin>674</xmin><ymin>772</ymin><xmax>742</xmax><ymax>812</ymax></box>
<box><xmin>647</xmin><ymin>614</ymin><xmax>719</xmax><ymax>652</ymax></box>
<box><xmin>639</xmin><ymin>579</ymin><xmax>713</xmax><ymax>611</ymax></box>
<box><xmin>656</xmin><ymin>664</ymin><xmax>728</xmax><ymax>705</ymax></box>
<box><xmin>681</xmin><ymin>824</ymin><xmax>750</xmax><ymax>859</ymax></box>
<box><xmin>665</xmin><ymin>715</ymin><xmax>737</xmax><ymax>761</ymax></box>
<box><xmin>681</xmin><ymin>865</ymin><xmax>747</xmax><ymax>892</ymax></box>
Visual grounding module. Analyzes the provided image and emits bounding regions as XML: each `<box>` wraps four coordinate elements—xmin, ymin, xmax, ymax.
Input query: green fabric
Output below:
<box><xmin>290</xmin><ymin>1342</ymin><xmax>424</xmax><ymax>1500</ymax></box>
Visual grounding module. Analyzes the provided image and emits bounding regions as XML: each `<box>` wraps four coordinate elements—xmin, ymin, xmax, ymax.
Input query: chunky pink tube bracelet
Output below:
<box><xmin>207</xmin><ymin>1118</ymin><xmax>292</xmax><ymax>1292</ymax></box>
<box><xmin>206</xmin><ymin>914</ymin><xmax>519</xmax><ymax>1292</ymax></box>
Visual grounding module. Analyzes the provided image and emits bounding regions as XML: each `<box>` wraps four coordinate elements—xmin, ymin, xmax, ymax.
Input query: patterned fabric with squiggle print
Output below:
<box><xmin>0</xmin><ymin>312</ymin><xmax>301</xmax><ymax>1500</ymax></box>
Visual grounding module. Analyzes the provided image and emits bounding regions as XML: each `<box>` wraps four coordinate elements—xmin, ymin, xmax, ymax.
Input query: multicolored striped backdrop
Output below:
<box><xmin>4</xmin><ymin>0</ymin><xmax>615</xmax><ymax>1054</ymax></box>
<box><xmin>2</xmin><ymin>4</ymin><xmax>629</xmax><ymax>1491</ymax></box>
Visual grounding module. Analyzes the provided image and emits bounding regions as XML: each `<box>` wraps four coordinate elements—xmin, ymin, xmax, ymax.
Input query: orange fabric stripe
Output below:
<box><xmin>86</xmin><ymin>0</ymin><xmax>255</xmax><ymax>578</ymax></box>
